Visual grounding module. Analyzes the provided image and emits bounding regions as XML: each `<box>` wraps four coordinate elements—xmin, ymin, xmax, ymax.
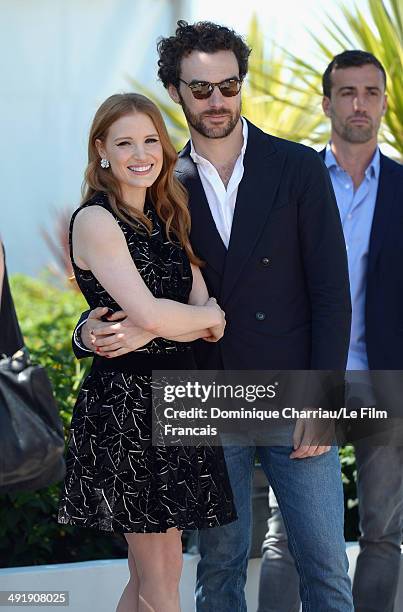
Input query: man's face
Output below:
<box><xmin>168</xmin><ymin>50</ymin><xmax>242</xmax><ymax>139</ymax></box>
<box><xmin>322</xmin><ymin>64</ymin><xmax>387</xmax><ymax>143</ymax></box>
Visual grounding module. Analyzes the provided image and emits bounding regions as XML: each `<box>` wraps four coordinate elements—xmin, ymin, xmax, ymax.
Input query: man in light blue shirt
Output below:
<box><xmin>259</xmin><ymin>50</ymin><xmax>403</xmax><ymax>612</ymax></box>
<box><xmin>325</xmin><ymin>145</ymin><xmax>379</xmax><ymax>371</ymax></box>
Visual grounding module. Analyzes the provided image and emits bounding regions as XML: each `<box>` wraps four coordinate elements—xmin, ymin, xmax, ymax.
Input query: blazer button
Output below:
<box><xmin>255</xmin><ymin>311</ymin><xmax>266</xmax><ymax>321</ymax></box>
<box><xmin>261</xmin><ymin>257</ymin><xmax>270</xmax><ymax>266</ymax></box>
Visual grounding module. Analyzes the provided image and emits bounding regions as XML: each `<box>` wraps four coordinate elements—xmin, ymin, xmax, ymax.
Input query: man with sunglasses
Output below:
<box><xmin>72</xmin><ymin>21</ymin><xmax>353</xmax><ymax>611</ymax></box>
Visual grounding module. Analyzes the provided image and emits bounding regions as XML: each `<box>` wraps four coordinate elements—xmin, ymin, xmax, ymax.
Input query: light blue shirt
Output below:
<box><xmin>325</xmin><ymin>144</ymin><xmax>380</xmax><ymax>370</ymax></box>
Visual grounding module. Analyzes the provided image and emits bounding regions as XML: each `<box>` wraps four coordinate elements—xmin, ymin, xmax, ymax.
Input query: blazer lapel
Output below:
<box><xmin>176</xmin><ymin>144</ymin><xmax>227</xmax><ymax>277</ymax></box>
<box><xmin>221</xmin><ymin>121</ymin><xmax>286</xmax><ymax>303</ymax></box>
<box><xmin>368</xmin><ymin>154</ymin><xmax>398</xmax><ymax>274</ymax></box>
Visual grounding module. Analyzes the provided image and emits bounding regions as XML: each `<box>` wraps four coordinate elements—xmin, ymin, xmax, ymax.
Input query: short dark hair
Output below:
<box><xmin>322</xmin><ymin>50</ymin><xmax>387</xmax><ymax>97</ymax></box>
<box><xmin>157</xmin><ymin>20</ymin><xmax>251</xmax><ymax>89</ymax></box>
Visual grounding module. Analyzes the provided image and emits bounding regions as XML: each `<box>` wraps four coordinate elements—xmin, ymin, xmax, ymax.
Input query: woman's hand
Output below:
<box><xmin>203</xmin><ymin>297</ymin><xmax>226</xmax><ymax>343</ymax></box>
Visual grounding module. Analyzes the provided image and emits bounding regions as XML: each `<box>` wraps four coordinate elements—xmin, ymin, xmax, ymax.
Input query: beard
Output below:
<box><xmin>333</xmin><ymin>112</ymin><xmax>377</xmax><ymax>144</ymax></box>
<box><xmin>179</xmin><ymin>93</ymin><xmax>241</xmax><ymax>139</ymax></box>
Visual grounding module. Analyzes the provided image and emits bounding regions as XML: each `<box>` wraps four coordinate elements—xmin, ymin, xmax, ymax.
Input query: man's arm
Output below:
<box><xmin>290</xmin><ymin>149</ymin><xmax>350</xmax><ymax>458</ymax></box>
<box><xmin>72</xmin><ymin>309</ymin><xmax>92</xmax><ymax>359</ymax></box>
<box><xmin>298</xmin><ymin>149</ymin><xmax>351</xmax><ymax>370</ymax></box>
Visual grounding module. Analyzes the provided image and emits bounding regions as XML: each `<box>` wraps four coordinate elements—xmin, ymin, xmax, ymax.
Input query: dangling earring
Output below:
<box><xmin>100</xmin><ymin>158</ymin><xmax>110</xmax><ymax>169</ymax></box>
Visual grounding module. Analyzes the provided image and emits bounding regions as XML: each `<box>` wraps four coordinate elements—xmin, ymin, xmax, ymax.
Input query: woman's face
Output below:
<box><xmin>96</xmin><ymin>111</ymin><xmax>164</xmax><ymax>200</ymax></box>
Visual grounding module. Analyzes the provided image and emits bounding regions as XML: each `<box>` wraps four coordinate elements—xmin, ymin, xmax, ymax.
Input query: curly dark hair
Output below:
<box><xmin>157</xmin><ymin>20</ymin><xmax>251</xmax><ymax>89</ymax></box>
<box><xmin>322</xmin><ymin>50</ymin><xmax>386</xmax><ymax>98</ymax></box>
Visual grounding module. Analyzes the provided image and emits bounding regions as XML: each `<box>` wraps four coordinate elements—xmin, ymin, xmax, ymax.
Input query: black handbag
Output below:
<box><xmin>0</xmin><ymin>248</ymin><xmax>65</xmax><ymax>493</ymax></box>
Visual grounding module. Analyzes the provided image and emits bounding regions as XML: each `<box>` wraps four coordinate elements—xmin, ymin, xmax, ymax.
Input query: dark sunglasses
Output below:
<box><xmin>179</xmin><ymin>77</ymin><xmax>242</xmax><ymax>99</ymax></box>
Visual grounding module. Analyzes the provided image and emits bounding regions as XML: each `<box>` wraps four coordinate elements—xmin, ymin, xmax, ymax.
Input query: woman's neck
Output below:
<box><xmin>120</xmin><ymin>186</ymin><xmax>147</xmax><ymax>213</ymax></box>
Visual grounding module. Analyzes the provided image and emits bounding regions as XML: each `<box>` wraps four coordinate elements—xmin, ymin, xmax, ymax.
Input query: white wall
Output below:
<box><xmin>0</xmin><ymin>0</ymin><xmax>191</xmax><ymax>276</ymax></box>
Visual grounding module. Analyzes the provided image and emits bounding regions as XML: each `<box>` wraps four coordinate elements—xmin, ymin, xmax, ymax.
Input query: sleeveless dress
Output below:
<box><xmin>57</xmin><ymin>192</ymin><xmax>237</xmax><ymax>533</ymax></box>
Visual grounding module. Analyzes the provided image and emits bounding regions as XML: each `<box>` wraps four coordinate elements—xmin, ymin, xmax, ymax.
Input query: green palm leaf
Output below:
<box><xmin>126</xmin><ymin>3</ymin><xmax>402</xmax><ymax>158</ymax></box>
<box><xmin>285</xmin><ymin>0</ymin><xmax>403</xmax><ymax>157</ymax></box>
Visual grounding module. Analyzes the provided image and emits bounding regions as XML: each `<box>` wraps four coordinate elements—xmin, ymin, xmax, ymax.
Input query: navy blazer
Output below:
<box><xmin>320</xmin><ymin>148</ymin><xmax>403</xmax><ymax>369</ymax></box>
<box><xmin>177</xmin><ymin>120</ymin><xmax>351</xmax><ymax>370</ymax></box>
<box><xmin>73</xmin><ymin>120</ymin><xmax>352</xmax><ymax>371</ymax></box>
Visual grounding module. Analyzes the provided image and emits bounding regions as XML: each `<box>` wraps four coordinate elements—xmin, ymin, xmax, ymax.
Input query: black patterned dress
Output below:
<box><xmin>57</xmin><ymin>192</ymin><xmax>237</xmax><ymax>533</ymax></box>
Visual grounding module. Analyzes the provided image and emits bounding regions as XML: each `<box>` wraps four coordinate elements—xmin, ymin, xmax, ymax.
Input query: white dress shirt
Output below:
<box><xmin>190</xmin><ymin>118</ymin><xmax>248</xmax><ymax>248</ymax></box>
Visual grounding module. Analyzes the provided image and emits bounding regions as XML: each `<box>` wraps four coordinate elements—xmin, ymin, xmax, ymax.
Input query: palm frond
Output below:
<box><xmin>124</xmin><ymin>3</ymin><xmax>402</xmax><ymax>157</ymax></box>
<box><xmin>283</xmin><ymin>1</ymin><xmax>403</xmax><ymax>157</ymax></box>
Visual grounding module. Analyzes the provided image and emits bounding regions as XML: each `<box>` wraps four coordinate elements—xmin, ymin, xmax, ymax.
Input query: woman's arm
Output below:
<box><xmin>164</xmin><ymin>264</ymin><xmax>213</xmax><ymax>341</ymax></box>
<box><xmin>166</xmin><ymin>264</ymin><xmax>227</xmax><ymax>342</ymax></box>
<box><xmin>81</xmin><ymin>267</ymin><xmax>224</xmax><ymax>356</ymax></box>
<box><xmin>188</xmin><ymin>263</ymin><xmax>209</xmax><ymax>306</ymax></box>
<box><xmin>73</xmin><ymin>206</ymin><xmax>223</xmax><ymax>338</ymax></box>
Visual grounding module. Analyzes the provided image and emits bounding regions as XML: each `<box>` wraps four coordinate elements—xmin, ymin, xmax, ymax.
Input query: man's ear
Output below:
<box><xmin>322</xmin><ymin>96</ymin><xmax>332</xmax><ymax>118</ymax></box>
<box><xmin>95</xmin><ymin>138</ymin><xmax>106</xmax><ymax>159</ymax></box>
<box><xmin>382</xmin><ymin>93</ymin><xmax>388</xmax><ymax>116</ymax></box>
<box><xmin>168</xmin><ymin>84</ymin><xmax>181</xmax><ymax>105</ymax></box>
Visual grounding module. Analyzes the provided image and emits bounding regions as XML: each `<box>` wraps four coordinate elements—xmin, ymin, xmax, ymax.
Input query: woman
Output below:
<box><xmin>57</xmin><ymin>93</ymin><xmax>236</xmax><ymax>612</ymax></box>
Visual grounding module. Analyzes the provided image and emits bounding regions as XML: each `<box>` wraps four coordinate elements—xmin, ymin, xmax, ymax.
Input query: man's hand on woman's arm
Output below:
<box><xmin>83</xmin><ymin>309</ymin><xmax>156</xmax><ymax>357</ymax></box>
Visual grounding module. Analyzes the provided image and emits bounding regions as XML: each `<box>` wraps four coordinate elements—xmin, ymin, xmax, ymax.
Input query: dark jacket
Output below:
<box><xmin>319</xmin><ymin>148</ymin><xmax>403</xmax><ymax>369</ymax></box>
<box><xmin>182</xmin><ymin>121</ymin><xmax>351</xmax><ymax>370</ymax></box>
